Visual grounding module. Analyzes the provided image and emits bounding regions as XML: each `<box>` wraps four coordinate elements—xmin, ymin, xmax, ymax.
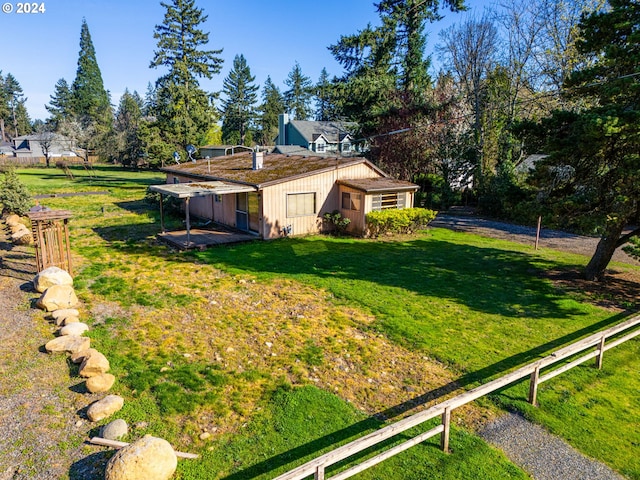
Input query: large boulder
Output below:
<box><xmin>9</xmin><ymin>223</ymin><xmax>26</xmax><ymax>234</ymax></box>
<box><xmin>70</xmin><ymin>347</ymin><xmax>98</xmax><ymax>364</ymax></box>
<box><xmin>45</xmin><ymin>335</ymin><xmax>90</xmax><ymax>354</ymax></box>
<box><xmin>4</xmin><ymin>214</ymin><xmax>21</xmax><ymax>227</ymax></box>
<box><xmin>86</xmin><ymin>373</ymin><xmax>116</xmax><ymax>393</ymax></box>
<box><xmin>11</xmin><ymin>227</ymin><xmax>32</xmax><ymax>245</ymax></box>
<box><xmin>87</xmin><ymin>395</ymin><xmax>124</xmax><ymax>422</ymax></box>
<box><xmin>104</xmin><ymin>435</ymin><xmax>177</xmax><ymax>480</ymax></box>
<box><xmin>59</xmin><ymin>322</ymin><xmax>89</xmax><ymax>336</ymax></box>
<box><xmin>33</xmin><ymin>267</ymin><xmax>73</xmax><ymax>293</ymax></box>
<box><xmin>101</xmin><ymin>419</ymin><xmax>128</xmax><ymax>441</ymax></box>
<box><xmin>36</xmin><ymin>284</ymin><xmax>78</xmax><ymax>312</ymax></box>
<box><xmin>79</xmin><ymin>350</ymin><xmax>110</xmax><ymax>378</ymax></box>
<box><xmin>51</xmin><ymin>308</ymin><xmax>80</xmax><ymax>326</ymax></box>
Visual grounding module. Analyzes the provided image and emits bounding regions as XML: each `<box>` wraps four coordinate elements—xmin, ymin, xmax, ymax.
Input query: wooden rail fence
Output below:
<box><xmin>274</xmin><ymin>314</ymin><xmax>640</xmax><ymax>480</ymax></box>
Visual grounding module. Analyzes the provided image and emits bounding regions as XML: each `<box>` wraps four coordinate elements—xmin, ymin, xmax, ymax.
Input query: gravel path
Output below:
<box><xmin>0</xmin><ymin>225</ymin><xmax>103</xmax><ymax>479</ymax></box>
<box><xmin>480</xmin><ymin>413</ymin><xmax>625</xmax><ymax>480</ymax></box>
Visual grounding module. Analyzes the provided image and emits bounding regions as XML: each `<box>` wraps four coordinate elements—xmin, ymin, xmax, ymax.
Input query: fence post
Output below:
<box><xmin>441</xmin><ymin>407</ymin><xmax>451</xmax><ymax>453</ymax></box>
<box><xmin>528</xmin><ymin>365</ymin><xmax>540</xmax><ymax>406</ymax></box>
<box><xmin>314</xmin><ymin>465</ymin><xmax>325</xmax><ymax>480</ymax></box>
<box><xmin>596</xmin><ymin>336</ymin><xmax>606</xmax><ymax>369</ymax></box>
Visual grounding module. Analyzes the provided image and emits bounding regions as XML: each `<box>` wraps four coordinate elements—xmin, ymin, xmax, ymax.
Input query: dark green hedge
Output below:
<box><xmin>365</xmin><ymin>208</ymin><xmax>437</xmax><ymax>237</ymax></box>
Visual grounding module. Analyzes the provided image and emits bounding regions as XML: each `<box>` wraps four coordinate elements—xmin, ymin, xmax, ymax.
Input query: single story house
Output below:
<box><xmin>151</xmin><ymin>151</ymin><xmax>418</xmax><ymax>239</ymax></box>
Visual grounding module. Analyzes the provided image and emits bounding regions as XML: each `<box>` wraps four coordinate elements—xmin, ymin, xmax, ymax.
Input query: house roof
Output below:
<box><xmin>272</xmin><ymin>144</ymin><xmax>339</xmax><ymax>157</ymax></box>
<box><xmin>13</xmin><ymin>133</ymin><xmax>68</xmax><ymax>142</ymax></box>
<box><xmin>337</xmin><ymin>177</ymin><xmax>419</xmax><ymax>193</ymax></box>
<box><xmin>161</xmin><ymin>152</ymin><xmax>384</xmax><ymax>188</ymax></box>
<box><xmin>290</xmin><ymin>120</ymin><xmax>355</xmax><ymax>144</ymax></box>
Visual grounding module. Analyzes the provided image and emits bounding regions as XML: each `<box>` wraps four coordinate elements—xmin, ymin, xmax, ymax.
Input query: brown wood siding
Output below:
<box><xmin>167</xmin><ymin>163</ymin><xmax>384</xmax><ymax>239</ymax></box>
<box><xmin>261</xmin><ymin>163</ymin><xmax>381</xmax><ymax>239</ymax></box>
<box><xmin>339</xmin><ymin>185</ymin><xmax>367</xmax><ymax>234</ymax></box>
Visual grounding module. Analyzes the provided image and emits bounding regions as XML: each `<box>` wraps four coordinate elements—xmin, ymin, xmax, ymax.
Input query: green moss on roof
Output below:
<box><xmin>162</xmin><ymin>152</ymin><xmax>369</xmax><ymax>187</ymax></box>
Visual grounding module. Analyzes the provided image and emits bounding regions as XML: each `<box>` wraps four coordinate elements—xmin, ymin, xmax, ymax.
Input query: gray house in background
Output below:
<box><xmin>11</xmin><ymin>133</ymin><xmax>76</xmax><ymax>158</ymax></box>
<box><xmin>274</xmin><ymin>113</ymin><xmax>358</xmax><ymax>156</ymax></box>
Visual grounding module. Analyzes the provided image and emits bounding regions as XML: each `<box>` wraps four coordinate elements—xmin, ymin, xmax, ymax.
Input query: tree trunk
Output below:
<box><xmin>584</xmin><ymin>222</ymin><xmax>626</xmax><ymax>281</ymax></box>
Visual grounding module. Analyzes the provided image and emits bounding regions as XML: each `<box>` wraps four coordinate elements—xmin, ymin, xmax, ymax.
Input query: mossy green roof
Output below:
<box><xmin>161</xmin><ymin>152</ymin><xmax>378</xmax><ymax>188</ymax></box>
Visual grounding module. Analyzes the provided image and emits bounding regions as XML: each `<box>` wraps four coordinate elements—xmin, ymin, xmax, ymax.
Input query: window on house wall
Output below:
<box><xmin>173</xmin><ymin>177</ymin><xmax>180</xmax><ymax>184</ymax></box>
<box><xmin>214</xmin><ymin>194</ymin><xmax>222</xmax><ymax>203</ymax></box>
<box><xmin>372</xmin><ymin>192</ymin><xmax>405</xmax><ymax>210</ymax></box>
<box><xmin>341</xmin><ymin>192</ymin><xmax>362</xmax><ymax>211</ymax></box>
<box><xmin>287</xmin><ymin>192</ymin><xmax>316</xmax><ymax>217</ymax></box>
<box><xmin>342</xmin><ymin>142</ymin><xmax>351</xmax><ymax>152</ymax></box>
<box><xmin>316</xmin><ymin>143</ymin><xmax>326</xmax><ymax>153</ymax></box>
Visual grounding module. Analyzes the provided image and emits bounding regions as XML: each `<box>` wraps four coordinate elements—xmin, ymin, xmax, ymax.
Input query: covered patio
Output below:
<box><xmin>156</xmin><ymin>225</ymin><xmax>256</xmax><ymax>250</ymax></box>
<box><xmin>148</xmin><ymin>181</ymin><xmax>257</xmax><ymax>250</ymax></box>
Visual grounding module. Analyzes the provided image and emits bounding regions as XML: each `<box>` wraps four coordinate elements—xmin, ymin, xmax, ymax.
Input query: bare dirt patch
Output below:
<box><xmin>546</xmin><ymin>267</ymin><xmax>640</xmax><ymax>312</ymax></box>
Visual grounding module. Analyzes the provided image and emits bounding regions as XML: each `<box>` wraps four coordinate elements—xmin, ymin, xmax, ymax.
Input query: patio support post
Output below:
<box><xmin>185</xmin><ymin>196</ymin><xmax>191</xmax><ymax>246</ymax></box>
<box><xmin>159</xmin><ymin>193</ymin><xmax>165</xmax><ymax>233</ymax></box>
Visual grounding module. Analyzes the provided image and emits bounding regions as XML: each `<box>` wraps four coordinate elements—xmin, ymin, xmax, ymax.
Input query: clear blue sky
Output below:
<box><xmin>2</xmin><ymin>0</ymin><xmax>485</xmax><ymax>121</ymax></box>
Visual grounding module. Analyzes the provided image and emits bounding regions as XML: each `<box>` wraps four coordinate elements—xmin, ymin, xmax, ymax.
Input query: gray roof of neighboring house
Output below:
<box><xmin>290</xmin><ymin>120</ymin><xmax>356</xmax><ymax>144</ymax></box>
<box><xmin>0</xmin><ymin>142</ymin><xmax>13</xmax><ymax>154</ymax></box>
<box><xmin>13</xmin><ymin>133</ymin><xmax>68</xmax><ymax>142</ymax></box>
<box><xmin>272</xmin><ymin>145</ymin><xmax>333</xmax><ymax>156</ymax></box>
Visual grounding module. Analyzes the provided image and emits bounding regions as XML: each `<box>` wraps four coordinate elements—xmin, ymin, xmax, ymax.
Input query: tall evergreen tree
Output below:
<box><xmin>530</xmin><ymin>0</ymin><xmax>640</xmax><ymax>281</ymax></box>
<box><xmin>330</xmin><ymin>0</ymin><xmax>464</xmax><ymax>180</ymax></box>
<box><xmin>149</xmin><ymin>0</ymin><xmax>223</xmax><ymax>151</ymax></box>
<box><xmin>46</xmin><ymin>78</ymin><xmax>73</xmax><ymax>128</ymax></box>
<box><xmin>142</xmin><ymin>82</ymin><xmax>158</xmax><ymax>117</ymax></box>
<box><xmin>220</xmin><ymin>54</ymin><xmax>259</xmax><ymax>145</ymax></box>
<box><xmin>257</xmin><ymin>76</ymin><xmax>285</xmax><ymax>145</ymax></box>
<box><xmin>71</xmin><ymin>19</ymin><xmax>112</xmax><ymax>129</ymax></box>
<box><xmin>150</xmin><ymin>0</ymin><xmax>223</xmax><ymax>86</ymax></box>
<box><xmin>284</xmin><ymin>62</ymin><xmax>313</xmax><ymax>120</ymax></box>
<box><xmin>314</xmin><ymin>68</ymin><xmax>335</xmax><ymax>121</ymax></box>
<box><xmin>2</xmin><ymin>73</ymin><xmax>31</xmax><ymax>138</ymax></box>
<box><xmin>114</xmin><ymin>89</ymin><xmax>144</xmax><ymax>166</ymax></box>
<box><xmin>331</xmin><ymin>0</ymin><xmax>464</xmax><ymax>122</ymax></box>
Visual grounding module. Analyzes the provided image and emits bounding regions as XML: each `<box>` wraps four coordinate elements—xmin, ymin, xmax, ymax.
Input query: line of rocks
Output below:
<box><xmin>4</xmin><ymin>213</ymin><xmax>34</xmax><ymax>246</ymax></box>
<box><xmin>33</xmin><ymin>265</ymin><xmax>178</xmax><ymax>480</ymax></box>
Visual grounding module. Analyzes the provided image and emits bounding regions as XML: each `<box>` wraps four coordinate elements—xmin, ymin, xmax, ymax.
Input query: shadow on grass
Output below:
<box><xmin>222</xmin><ymin>311</ymin><xmax>627</xmax><ymax>480</ymax></box>
<box><xmin>190</xmin><ymin>236</ymin><xmax>585</xmax><ymax>320</ymax></box>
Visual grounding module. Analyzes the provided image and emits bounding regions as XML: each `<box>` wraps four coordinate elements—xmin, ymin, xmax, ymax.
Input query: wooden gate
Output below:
<box><xmin>27</xmin><ymin>210</ymin><xmax>73</xmax><ymax>275</ymax></box>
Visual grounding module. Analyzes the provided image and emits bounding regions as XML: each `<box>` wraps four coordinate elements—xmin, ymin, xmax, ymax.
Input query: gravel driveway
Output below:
<box><xmin>431</xmin><ymin>212</ymin><xmax>640</xmax><ymax>266</ymax></box>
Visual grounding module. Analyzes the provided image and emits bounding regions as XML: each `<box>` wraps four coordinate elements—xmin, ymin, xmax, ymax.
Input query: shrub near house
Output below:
<box><xmin>366</xmin><ymin>208</ymin><xmax>436</xmax><ymax>237</ymax></box>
